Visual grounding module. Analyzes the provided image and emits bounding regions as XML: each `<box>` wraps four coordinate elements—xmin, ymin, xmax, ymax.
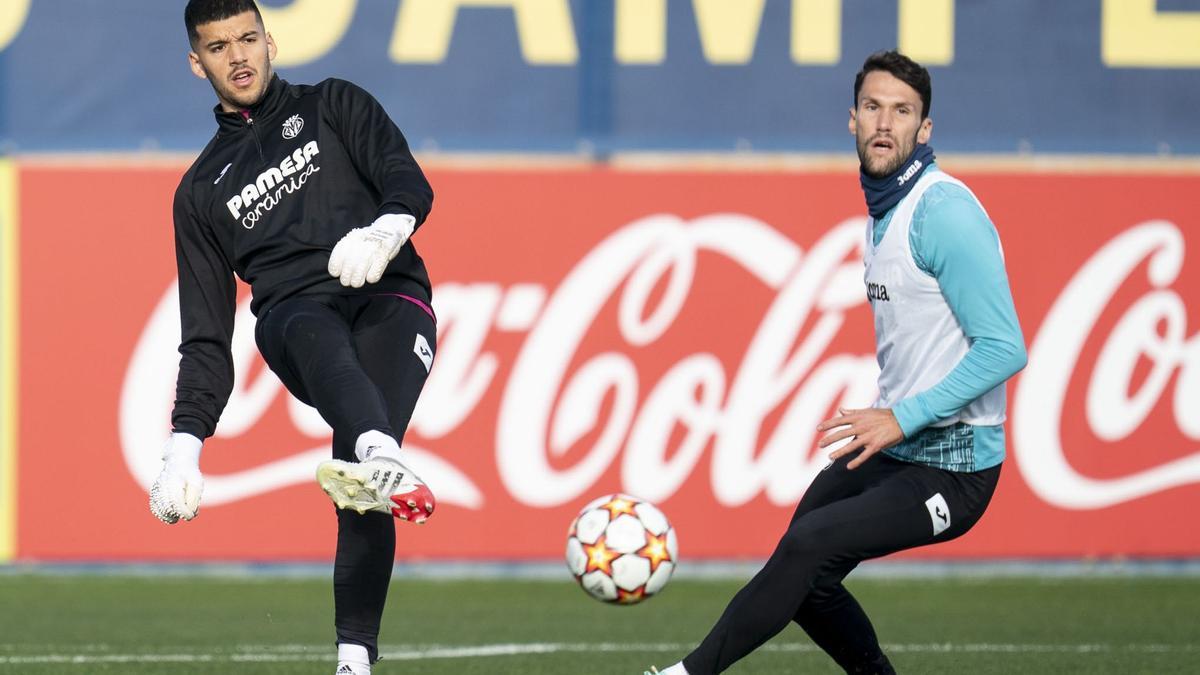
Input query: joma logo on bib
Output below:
<box><xmin>226</xmin><ymin>140</ymin><xmax>321</xmax><ymax>229</ymax></box>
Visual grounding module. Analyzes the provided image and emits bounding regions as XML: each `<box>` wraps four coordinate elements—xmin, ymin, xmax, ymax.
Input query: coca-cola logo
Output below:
<box><xmin>1013</xmin><ymin>220</ymin><xmax>1199</xmax><ymax>509</ymax></box>
<box><xmin>120</xmin><ymin>214</ymin><xmax>1196</xmax><ymax>514</ymax></box>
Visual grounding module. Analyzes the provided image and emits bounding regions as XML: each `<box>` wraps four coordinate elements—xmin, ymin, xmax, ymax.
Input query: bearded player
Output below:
<box><xmin>647</xmin><ymin>50</ymin><xmax>1027</xmax><ymax>675</ymax></box>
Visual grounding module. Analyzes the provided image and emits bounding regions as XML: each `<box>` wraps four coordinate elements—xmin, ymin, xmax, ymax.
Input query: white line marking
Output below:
<box><xmin>0</xmin><ymin>642</ymin><xmax>1195</xmax><ymax>665</ymax></box>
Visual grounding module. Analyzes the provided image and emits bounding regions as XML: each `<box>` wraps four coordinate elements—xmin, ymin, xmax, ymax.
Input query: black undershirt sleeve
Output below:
<box><xmin>170</xmin><ymin>176</ymin><xmax>236</xmax><ymax>439</ymax></box>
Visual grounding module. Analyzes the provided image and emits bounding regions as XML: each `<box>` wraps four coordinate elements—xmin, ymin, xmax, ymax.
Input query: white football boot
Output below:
<box><xmin>317</xmin><ymin>457</ymin><xmax>435</xmax><ymax>523</ymax></box>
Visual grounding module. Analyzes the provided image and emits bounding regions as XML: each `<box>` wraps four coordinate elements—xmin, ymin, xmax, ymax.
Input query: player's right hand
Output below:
<box><xmin>149</xmin><ymin>433</ymin><xmax>205</xmax><ymax>524</ymax></box>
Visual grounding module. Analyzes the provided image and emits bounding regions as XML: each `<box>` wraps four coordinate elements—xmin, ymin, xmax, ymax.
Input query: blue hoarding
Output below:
<box><xmin>0</xmin><ymin>0</ymin><xmax>1197</xmax><ymax>153</ymax></box>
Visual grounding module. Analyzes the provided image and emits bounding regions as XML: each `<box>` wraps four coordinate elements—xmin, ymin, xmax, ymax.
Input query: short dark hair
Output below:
<box><xmin>185</xmin><ymin>0</ymin><xmax>263</xmax><ymax>46</ymax></box>
<box><xmin>852</xmin><ymin>50</ymin><xmax>932</xmax><ymax>119</ymax></box>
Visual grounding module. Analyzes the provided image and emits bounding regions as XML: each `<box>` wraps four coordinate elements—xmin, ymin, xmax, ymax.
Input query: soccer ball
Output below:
<box><xmin>565</xmin><ymin>493</ymin><xmax>678</xmax><ymax>605</ymax></box>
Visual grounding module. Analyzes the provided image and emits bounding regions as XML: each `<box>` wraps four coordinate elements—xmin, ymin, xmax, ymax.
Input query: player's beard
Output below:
<box><xmin>857</xmin><ymin>129</ymin><xmax>919</xmax><ymax>179</ymax></box>
<box><xmin>211</xmin><ymin>65</ymin><xmax>272</xmax><ymax>111</ymax></box>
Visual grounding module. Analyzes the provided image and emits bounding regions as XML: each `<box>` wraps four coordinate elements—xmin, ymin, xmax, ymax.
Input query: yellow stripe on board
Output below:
<box><xmin>0</xmin><ymin>158</ymin><xmax>16</xmax><ymax>562</ymax></box>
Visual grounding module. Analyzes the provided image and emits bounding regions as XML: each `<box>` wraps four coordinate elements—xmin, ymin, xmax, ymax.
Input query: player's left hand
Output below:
<box><xmin>817</xmin><ymin>407</ymin><xmax>905</xmax><ymax>470</ymax></box>
<box><xmin>327</xmin><ymin>213</ymin><xmax>416</xmax><ymax>288</ymax></box>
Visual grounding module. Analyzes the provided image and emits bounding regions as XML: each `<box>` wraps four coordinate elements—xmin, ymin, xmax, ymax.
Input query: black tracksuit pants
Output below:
<box><xmin>684</xmin><ymin>453</ymin><xmax>1001</xmax><ymax>674</ymax></box>
<box><xmin>255</xmin><ymin>293</ymin><xmax>436</xmax><ymax>663</ymax></box>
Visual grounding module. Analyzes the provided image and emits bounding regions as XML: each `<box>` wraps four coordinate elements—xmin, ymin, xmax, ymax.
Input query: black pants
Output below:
<box><xmin>684</xmin><ymin>454</ymin><xmax>1001</xmax><ymax>674</ymax></box>
<box><xmin>255</xmin><ymin>293</ymin><xmax>436</xmax><ymax>663</ymax></box>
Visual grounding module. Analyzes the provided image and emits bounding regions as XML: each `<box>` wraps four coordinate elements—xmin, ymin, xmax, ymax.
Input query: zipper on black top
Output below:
<box><xmin>245</xmin><ymin>114</ymin><xmax>264</xmax><ymax>162</ymax></box>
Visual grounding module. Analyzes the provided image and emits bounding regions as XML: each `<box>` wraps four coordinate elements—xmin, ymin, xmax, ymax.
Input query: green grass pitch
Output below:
<box><xmin>1</xmin><ymin>574</ymin><xmax>1196</xmax><ymax>673</ymax></box>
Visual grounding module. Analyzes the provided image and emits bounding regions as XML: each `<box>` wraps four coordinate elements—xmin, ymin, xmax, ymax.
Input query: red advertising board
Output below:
<box><xmin>12</xmin><ymin>164</ymin><xmax>1200</xmax><ymax>561</ymax></box>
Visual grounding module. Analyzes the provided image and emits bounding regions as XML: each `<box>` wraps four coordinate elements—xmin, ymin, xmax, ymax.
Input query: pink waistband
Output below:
<box><xmin>382</xmin><ymin>293</ymin><xmax>436</xmax><ymax>323</ymax></box>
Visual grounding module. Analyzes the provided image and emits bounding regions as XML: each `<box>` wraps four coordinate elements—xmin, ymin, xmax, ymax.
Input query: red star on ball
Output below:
<box><xmin>583</xmin><ymin>537</ymin><xmax>620</xmax><ymax>576</ymax></box>
<box><xmin>638</xmin><ymin>530</ymin><xmax>673</xmax><ymax>573</ymax></box>
<box><xmin>616</xmin><ymin>587</ymin><xmax>647</xmax><ymax>604</ymax></box>
<box><xmin>601</xmin><ymin>496</ymin><xmax>639</xmax><ymax>520</ymax></box>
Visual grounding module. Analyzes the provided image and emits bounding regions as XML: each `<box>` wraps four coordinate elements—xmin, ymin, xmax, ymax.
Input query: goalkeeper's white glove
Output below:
<box><xmin>327</xmin><ymin>213</ymin><xmax>416</xmax><ymax>288</ymax></box>
<box><xmin>149</xmin><ymin>433</ymin><xmax>204</xmax><ymax>524</ymax></box>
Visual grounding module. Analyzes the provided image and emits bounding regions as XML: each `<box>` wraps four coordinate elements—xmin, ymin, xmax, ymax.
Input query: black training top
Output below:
<box><xmin>171</xmin><ymin>75</ymin><xmax>434</xmax><ymax>439</ymax></box>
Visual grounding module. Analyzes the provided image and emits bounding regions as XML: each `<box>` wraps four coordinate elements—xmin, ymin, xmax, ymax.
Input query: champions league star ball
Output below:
<box><xmin>565</xmin><ymin>494</ymin><xmax>678</xmax><ymax>605</ymax></box>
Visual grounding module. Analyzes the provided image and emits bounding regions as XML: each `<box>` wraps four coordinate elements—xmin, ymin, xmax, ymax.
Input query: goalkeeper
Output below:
<box><xmin>149</xmin><ymin>1</ymin><xmax>437</xmax><ymax>673</ymax></box>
